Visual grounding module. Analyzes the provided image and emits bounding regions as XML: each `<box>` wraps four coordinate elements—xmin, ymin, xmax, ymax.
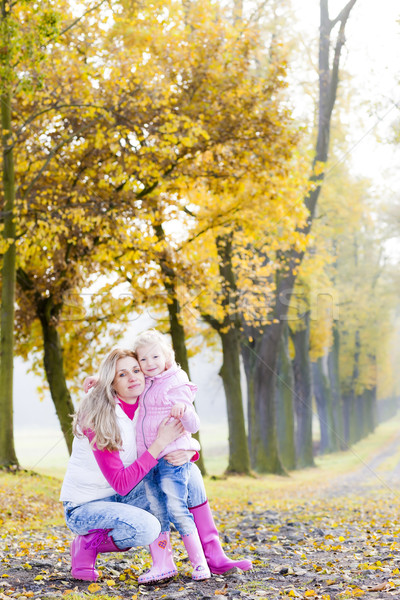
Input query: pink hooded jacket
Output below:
<box><xmin>136</xmin><ymin>363</ymin><xmax>201</xmax><ymax>459</ymax></box>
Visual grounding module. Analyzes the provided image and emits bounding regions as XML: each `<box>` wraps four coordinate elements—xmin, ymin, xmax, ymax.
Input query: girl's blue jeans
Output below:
<box><xmin>143</xmin><ymin>458</ymin><xmax>195</xmax><ymax>536</ymax></box>
<box><xmin>63</xmin><ymin>462</ymin><xmax>206</xmax><ymax>549</ymax></box>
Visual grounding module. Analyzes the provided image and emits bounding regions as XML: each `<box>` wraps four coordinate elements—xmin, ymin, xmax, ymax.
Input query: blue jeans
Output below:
<box><xmin>64</xmin><ymin>480</ymin><xmax>160</xmax><ymax>549</ymax></box>
<box><xmin>187</xmin><ymin>462</ymin><xmax>207</xmax><ymax>508</ymax></box>
<box><xmin>144</xmin><ymin>459</ymin><xmax>198</xmax><ymax>536</ymax></box>
<box><xmin>63</xmin><ymin>463</ymin><xmax>206</xmax><ymax>547</ymax></box>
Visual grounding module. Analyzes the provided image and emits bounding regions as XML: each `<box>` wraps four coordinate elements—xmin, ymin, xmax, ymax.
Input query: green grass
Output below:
<box><xmin>14</xmin><ymin>427</ymin><xmax>70</xmax><ymax>479</ymax></box>
<box><xmin>204</xmin><ymin>413</ymin><xmax>400</xmax><ymax>506</ymax></box>
<box><xmin>9</xmin><ymin>413</ymin><xmax>400</xmax><ymax>504</ymax></box>
<box><xmin>1</xmin><ymin>414</ymin><xmax>400</xmax><ymax>535</ymax></box>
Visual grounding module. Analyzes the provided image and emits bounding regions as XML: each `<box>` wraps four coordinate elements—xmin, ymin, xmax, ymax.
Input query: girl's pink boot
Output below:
<box><xmin>138</xmin><ymin>531</ymin><xmax>178</xmax><ymax>584</ymax></box>
<box><xmin>189</xmin><ymin>501</ymin><xmax>252</xmax><ymax>574</ymax></box>
<box><xmin>182</xmin><ymin>530</ymin><xmax>211</xmax><ymax>580</ymax></box>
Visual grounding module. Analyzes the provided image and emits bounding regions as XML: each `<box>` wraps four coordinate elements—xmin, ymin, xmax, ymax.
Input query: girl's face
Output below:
<box><xmin>112</xmin><ymin>356</ymin><xmax>145</xmax><ymax>403</ymax></box>
<box><xmin>137</xmin><ymin>343</ymin><xmax>167</xmax><ymax>377</ymax></box>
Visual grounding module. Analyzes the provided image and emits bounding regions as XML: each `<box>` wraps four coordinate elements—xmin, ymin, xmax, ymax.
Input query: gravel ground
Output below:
<box><xmin>2</xmin><ymin>435</ymin><xmax>400</xmax><ymax>599</ymax></box>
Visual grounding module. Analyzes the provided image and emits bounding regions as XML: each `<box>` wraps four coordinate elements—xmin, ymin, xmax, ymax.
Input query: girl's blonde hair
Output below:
<box><xmin>132</xmin><ymin>329</ymin><xmax>175</xmax><ymax>369</ymax></box>
<box><xmin>73</xmin><ymin>348</ymin><xmax>139</xmax><ymax>451</ymax></box>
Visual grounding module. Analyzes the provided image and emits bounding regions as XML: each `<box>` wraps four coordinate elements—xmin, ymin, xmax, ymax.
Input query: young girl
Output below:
<box><xmin>132</xmin><ymin>329</ymin><xmax>210</xmax><ymax>582</ymax></box>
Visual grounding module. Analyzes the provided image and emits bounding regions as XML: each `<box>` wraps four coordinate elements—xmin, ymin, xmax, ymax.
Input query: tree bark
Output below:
<box><xmin>199</xmin><ymin>232</ymin><xmax>252</xmax><ymax>474</ymax></box>
<box><xmin>0</xmin><ymin>85</ymin><xmax>18</xmax><ymax>469</ymax></box>
<box><xmin>0</xmin><ymin>0</ymin><xmax>18</xmax><ymax>468</ymax></box>
<box><xmin>290</xmin><ymin>312</ymin><xmax>314</xmax><ymax>468</ymax></box>
<box><xmin>364</xmin><ymin>387</ymin><xmax>376</xmax><ymax>434</ymax></box>
<box><xmin>37</xmin><ymin>297</ymin><xmax>75</xmax><ymax>454</ymax></box>
<box><xmin>166</xmin><ymin>284</ymin><xmax>207</xmax><ymax>475</ymax></box>
<box><xmin>275</xmin><ymin>323</ymin><xmax>296</xmax><ymax>470</ymax></box>
<box><xmin>354</xmin><ymin>389</ymin><xmax>375</xmax><ymax>440</ymax></box>
<box><xmin>350</xmin><ymin>394</ymin><xmax>364</xmax><ymax>444</ymax></box>
<box><xmin>327</xmin><ymin>324</ymin><xmax>345</xmax><ymax>449</ymax></box>
<box><xmin>210</xmin><ymin>234</ymin><xmax>251</xmax><ymax>474</ymax></box>
<box><xmin>154</xmin><ymin>222</ymin><xmax>207</xmax><ymax>474</ymax></box>
<box><xmin>242</xmin><ymin>318</ymin><xmax>285</xmax><ymax>474</ymax></box>
<box><xmin>342</xmin><ymin>392</ymin><xmax>351</xmax><ymax>445</ymax></box>
<box><xmin>312</xmin><ymin>355</ymin><xmax>336</xmax><ymax>453</ymax></box>
<box><xmin>17</xmin><ymin>267</ymin><xmax>75</xmax><ymax>455</ymax></box>
<box><xmin>219</xmin><ymin>326</ymin><xmax>251</xmax><ymax>474</ymax></box>
<box><xmin>347</xmin><ymin>329</ymin><xmax>361</xmax><ymax>445</ymax></box>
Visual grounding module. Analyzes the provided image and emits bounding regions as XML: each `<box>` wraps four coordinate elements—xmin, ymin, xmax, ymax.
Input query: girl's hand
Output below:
<box><xmin>164</xmin><ymin>450</ymin><xmax>195</xmax><ymax>466</ymax></box>
<box><xmin>170</xmin><ymin>402</ymin><xmax>186</xmax><ymax>419</ymax></box>
<box><xmin>83</xmin><ymin>376</ymin><xmax>97</xmax><ymax>393</ymax></box>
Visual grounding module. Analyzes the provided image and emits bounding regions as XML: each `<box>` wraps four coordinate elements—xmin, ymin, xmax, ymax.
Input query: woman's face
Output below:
<box><xmin>112</xmin><ymin>356</ymin><xmax>145</xmax><ymax>403</ymax></box>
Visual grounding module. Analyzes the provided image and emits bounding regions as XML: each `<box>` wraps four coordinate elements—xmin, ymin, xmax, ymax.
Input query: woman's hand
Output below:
<box><xmin>157</xmin><ymin>417</ymin><xmax>184</xmax><ymax>445</ymax></box>
<box><xmin>83</xmin><ymin>376</ymin><xmax>97</xmax><ymax>393</ymax></box>
<box><xmin>164</xmin><ymin>450</ymin><xmax>195</xmax><ymax>466</ymax></box>
<box><xmin>148</xmin><ymin>417</ymin><xmax>184</xmax><ymax>459</ymax></box>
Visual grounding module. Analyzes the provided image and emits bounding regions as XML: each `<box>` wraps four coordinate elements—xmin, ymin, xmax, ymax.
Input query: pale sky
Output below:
<box><xmin>291</xmin><ymin>0</ymin><xmax>400</xmax><ymax>184</ymax></box>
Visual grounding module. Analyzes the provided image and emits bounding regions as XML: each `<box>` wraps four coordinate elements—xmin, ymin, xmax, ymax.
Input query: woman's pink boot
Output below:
<box><xmin>189</xmin><ymin>501</ymin><xmax>252</xmax><ymax>574</ymax></box>
<box><xmin>70</xmin><ymin>528</ymin><xmax>128</xmax><ymax>581</ymax></box>
<box><xmin>182</xmin><ymin>530</ymin><xmax>211</xmax><ymax>580</ymax></box>
<box><xmin>138</xmin><ymin>531</ymin><xmax>178</xmax><ymax>584</ymax></box>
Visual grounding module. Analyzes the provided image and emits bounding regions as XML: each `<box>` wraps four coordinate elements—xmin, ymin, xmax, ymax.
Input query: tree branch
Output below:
<box><xmin>21</xmin><ymin>120</ymin><xmax>96</xmax><ymax>200</ymax></box>
<box><xmin>200</xmin><ymin>312</ymin><xmax>221</xmax><ymax>331</ymax></box>
<box><xmin>57</xmin><ymin>0</ymin><xmax>108</xmax><ymax>40</ymax></box>
<box><xmin>328</xmin><ymin>0</ymin><xmax>358</xmax><ymax>117</ymax></box>
<box><xmin>330</xmin><ymin>0</ymin><xmax>358</xmax><ymax>29</ymax></box>
<box><xmin>15</xmin><ymin>103</ymin><xmax>112</xmax><ymax>140</ymax></box>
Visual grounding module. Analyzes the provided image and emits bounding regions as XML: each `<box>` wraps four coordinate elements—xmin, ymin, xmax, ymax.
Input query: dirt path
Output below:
<box><xmin>3</xmin><ymin>439</ymin><xmax>400</xmax><ymax>600</ymax></box>
<box><xmin>323</xmin><ymin>430</ymin><xmax>400</xmax><ymax>498</ymax></box>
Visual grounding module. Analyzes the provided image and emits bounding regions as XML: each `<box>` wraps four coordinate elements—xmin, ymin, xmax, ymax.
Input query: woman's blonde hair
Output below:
<box><xmin>132</xmin><ymin>329</ymin><xmax>175</xmax><ymax>369</ymax></box>
<box><xmin>73</xmin><ymin>348</ymin><xmax>139</xmax><ymax>451</ymax></box>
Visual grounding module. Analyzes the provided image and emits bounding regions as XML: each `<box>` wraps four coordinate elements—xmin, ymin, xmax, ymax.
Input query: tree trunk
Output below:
<box><xmin>363</xmin><ymin>355</ymin><xmax>377</xmax><ymax>436</ymax></box>
<box><xmin>242</xmin><ymin>319</ymin><xmax>285</xmax><ymax>474</ymax></box>
<box><xmin>342</xmin><ymin>389</ymin><xmax>359</xmax><ymax>446</ymax></box>
<box><xmin>355</xmin><ymin>390</ymin><xmax>375</xmax><ymax>440</ymax></box>
<box><xmin>213</xmin><ymin>234</ymin><xmax>251</xmax><ymax>474</ymax></box>
<box><xmin>347</xmin><ymin>329</ymin><xmax>361</xmax><ymax>445</ymax></box>
<box><xmin>290</xmin><ymin>312</ymin><xmax>314</xmax><ymax>468</ymax></box>
<box><xmin>354</xmin><ymin>393</ymin><xmax>364</xmax><ymax>442</ymax></box>
<box><xmin>342</xmin><ymin>392</ymin><xmax>352</xmax><ymax>445</ymax></box>
<box><xmin>360</xmin><ymin>393</ymin><xmax>370</xmax><ymax>438</ymax></box>
<box><xmin>38</xmin><ymin>298</ymin><xmax>75</xmax><ymax>454</ymax></box>
<box><xmin>219</xmin><ymin>327</ymin><xmax>251</xmax><ymax>474</ymax></box>
<box><xmin>154</xmin><ymin>222</ymin><xmax>206</xmax><ymax>475</ymax></box>
<box><xmin>0</xmin><ymin>85</ymin><xmax>18</xmax><ymax>469</ymax></box>
<box><xmin>364</xmin><ymin>387</ymin><xmax>376</xmax><ymax>434</ymax></box>
<box><xmin>167</xmin><ymin>289</ymin><xmax>206</xmax><ymax>475</ymax></box>
<box><xmin>327</xmin><ymin>324</ymin><xmax>345</xmax><ymax>450</ymax></box>
<box><xmin>312</xmin><ymin>355</ymin><xmax>336</xmax><ymax>454</ymax></box>
<box><xmin>276</xmin><ymin>324</ymin><xmax>296</xmax><ymax>470</ymax></box>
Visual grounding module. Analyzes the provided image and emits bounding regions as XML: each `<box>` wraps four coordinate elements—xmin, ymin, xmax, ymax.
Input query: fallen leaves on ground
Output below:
<box><xmin>3</xmin><ymin>468</ymin><xmax>400</xmax><ymax>599</ymax></box>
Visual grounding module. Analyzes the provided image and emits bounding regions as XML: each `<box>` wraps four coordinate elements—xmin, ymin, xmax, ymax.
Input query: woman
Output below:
<box><xmin>61</xmin><ymin>348</ymin><xmax>184</xmax><ymax>582</ymax></box>
<box><xmin>62</xmin><ymin>348</ymin><xmax>251</xmax><ymax>583</ymax></box>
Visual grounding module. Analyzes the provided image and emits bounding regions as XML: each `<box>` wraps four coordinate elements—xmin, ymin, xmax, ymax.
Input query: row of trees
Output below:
<box><xmin>1</xmin><ymin>0</ymin><xmax>399</xmax><ymax>474</ymax></box>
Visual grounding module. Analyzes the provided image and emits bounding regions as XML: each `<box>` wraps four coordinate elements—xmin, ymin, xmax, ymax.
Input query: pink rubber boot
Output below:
<box><xmin>189</xmin><ymin>501</ymin><xmax>252</xmax><ymax>574</ymax></box>
<box><xmin>138</xmin><ymin>531</ymin><xmax>178</xmax><ymax>584</ymax></box>
<box><xmin>98</xmin><ymin>535</ymin><xmax>130</xmax><ymax>554</ymax></box>
<box><xmin>70</xmin><ymin>528</ymin><xmax>128</xmax><ymax>581</ymax></box>
<box><xmin>182</xmin><ymin>529</ymin><xmax>211</xmax><ymax>580</ymax></box>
